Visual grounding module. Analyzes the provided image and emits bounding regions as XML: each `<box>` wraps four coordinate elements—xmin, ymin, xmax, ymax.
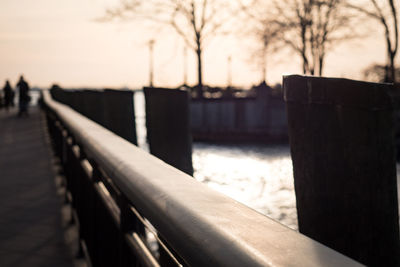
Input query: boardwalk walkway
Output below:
<box><xmin>0</xmin><ymin>106</ymin><xmax>73</xmax><ymax>266</ymax></box>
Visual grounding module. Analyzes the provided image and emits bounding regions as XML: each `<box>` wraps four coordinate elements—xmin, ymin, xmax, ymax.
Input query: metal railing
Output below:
<box><xmin>41</xmin><ymin>90</ymin><xmax>362</xmax><ymax>267</ymax></box>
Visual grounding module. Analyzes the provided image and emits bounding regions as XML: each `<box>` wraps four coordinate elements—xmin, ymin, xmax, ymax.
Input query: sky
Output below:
<box><xmin>0</xmin><ymin>0</ymin><xmax>392</xmax><ymax>89</ymax></box>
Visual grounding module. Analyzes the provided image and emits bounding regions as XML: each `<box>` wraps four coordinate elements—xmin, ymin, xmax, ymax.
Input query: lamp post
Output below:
<box><xmin>149</xmin><ymin>39</ymin><xmax>155</xmax><ymax>88</ymax></box>
<box><xmin>183</xmin><ymin>45</ymin><xmax>188</xmax><ymax>86</ymax></box>
<box><xmin>227</xmin><ymin>55</ymin><xmax>232</xmax><ymax>88</ymax></box>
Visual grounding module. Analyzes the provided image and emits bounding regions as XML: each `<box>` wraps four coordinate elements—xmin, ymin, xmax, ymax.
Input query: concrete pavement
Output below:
<box><xmin>0</xmin><ymin>106</ymin><xmax>73</xmax><ymax>267</ymax></box>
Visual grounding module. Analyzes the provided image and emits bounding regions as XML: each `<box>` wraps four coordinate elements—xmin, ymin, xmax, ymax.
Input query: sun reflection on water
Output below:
<box><xmin>192</xmin><ymin>143</ymin><xmax>298</xmax><ymax>230</ymax></box>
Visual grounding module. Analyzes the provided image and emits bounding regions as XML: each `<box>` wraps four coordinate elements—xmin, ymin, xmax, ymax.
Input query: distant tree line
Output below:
<box><xmin>102</xmin><ymin>0</ymin><xmax>399</xmax><ymax>95</ymax></box>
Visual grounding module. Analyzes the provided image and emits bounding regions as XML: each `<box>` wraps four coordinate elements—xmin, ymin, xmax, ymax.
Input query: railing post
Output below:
<box><xmin>53</xmin><ymin>121</ymin><xmax>63</xmax><ymax>160</ymax></box>
<box><xmin>76</xmin><ymin>149</ymin><xmax>94</xmax><ymax>265</ymax></box>
<box><xmin>284</xmin><ymin>75</ymin><xmax>400</xmax><ymax>266</ymax></box>
<box><xmin>119</xmin><ymin>196</ymin><xmax>141</xmax><ymax>267</ymax></box>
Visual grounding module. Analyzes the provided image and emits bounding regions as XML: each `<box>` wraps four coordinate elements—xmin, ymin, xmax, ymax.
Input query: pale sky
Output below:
<box><xmin>0</xmin><ymin>0</ymin><xmax>391</xmax><ymax>89</ymax></box>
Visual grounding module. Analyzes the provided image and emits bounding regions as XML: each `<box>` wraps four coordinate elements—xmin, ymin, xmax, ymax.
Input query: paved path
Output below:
<box><xmin>0</xmin><ymin>106</ymin><xmax>73</xmax><ymax>266</ymax></box>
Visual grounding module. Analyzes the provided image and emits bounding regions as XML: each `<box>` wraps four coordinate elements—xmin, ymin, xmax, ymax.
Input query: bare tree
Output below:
<box><xmin>348</xmin><ymin>0</ymin><xmax>398</xmax><ymax>82</ymax></box>
<box><xmin>244</xmin><ymin>0</ymin><xmax>354</xmax><ymax>76</ymax></box>
<box><xmin>238</xmin><ymin>1</ymin><xmax>284</xmax><ymax>84</ymax></box>
<box><xmin>103</xmin><ymin>0</ymin><xmax>238</xmax><ymax>97</ymax></box>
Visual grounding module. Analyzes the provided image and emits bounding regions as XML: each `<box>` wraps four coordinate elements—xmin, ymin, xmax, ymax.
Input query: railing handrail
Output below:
<box><xmin>42</xmin><ymin>90</ymin><xmax>362</xmax><ymax>267</ymax></box>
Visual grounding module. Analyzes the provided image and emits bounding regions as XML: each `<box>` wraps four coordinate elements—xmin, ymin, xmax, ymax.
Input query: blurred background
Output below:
<box><xmin>2</xmin><ymin>0</ymin><xmax>399</xmax><ymax>232</ymax></box>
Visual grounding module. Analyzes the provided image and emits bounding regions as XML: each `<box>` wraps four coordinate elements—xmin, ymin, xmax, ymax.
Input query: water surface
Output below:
<box><xmin>192</xmin><ymin>143</ymin><xmax>297</xmax><ymax>229</ymax></box>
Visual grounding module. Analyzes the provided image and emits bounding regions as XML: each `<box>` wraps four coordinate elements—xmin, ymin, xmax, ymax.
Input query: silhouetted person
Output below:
<box><xmin>17</xmin><ymin>76</ymin><xmax>30</xmax><ymax>117</ymax></box>
<box><xmin>3</xmin><ymin>80</ymin><xmax>14</xmax><ymax>111</ymax></box>
<box><xmin>0</xmin><ymin>87</ymin><xmax>3</xmax><ymax>108</ymax></box>
<box><xmin>10</xmin><ymin>86</ymin><xmax>15</xmax><ymax>107</ymax></box>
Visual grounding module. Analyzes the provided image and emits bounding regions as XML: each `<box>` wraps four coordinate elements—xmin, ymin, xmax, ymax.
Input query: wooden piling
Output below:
<box><xmin>103</xmin><ymin>89</ymin><xmax>137</xmax><ymax>145</ymax></box>
<box><xmin>144</xmin><ymin>87</ymin><xmax>193</xmax><ymax>176</ymax></box>
<box><xmin>284</xmin><ymin>75</ymin><xmax>400</xmax><ymax>266</ymax></box>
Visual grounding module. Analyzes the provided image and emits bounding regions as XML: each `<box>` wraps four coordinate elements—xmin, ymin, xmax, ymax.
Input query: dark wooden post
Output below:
<box><xmin>70</xmin><ymin>90</ymin><xmax>85</xmax><ymax>115</ymax></box>
<box><xmin>82</xmin><ymin>90</ymin><xmax>106</xmax><ymax>126</ymax></box>
<box><xmin>68</xmin><ymin>89</ymin><xmax>80</xmax><ymax>112</ymax></box>
<box><xmin>102</xmin><ymin>89</ymin><xmax>137</xmax><ymax>145</ymax></box>
<box><xmin>50</xmin><ymin>87</ymin><xmax>63</xmax><ymax>103</ymax></box>
<box><xmin>284</xmin><ymin>75</ymin><xmax>400</xmax><ymax>266</ymax></box>
<box><xmin>78</xmin><ymin>90</ymin><xmax>92</xmax><ymax>119</ymax></box>
<box><xmin>144</xmin><ymin>87</ymin><xmax>193</xmax><ymax>176</ymax></box>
